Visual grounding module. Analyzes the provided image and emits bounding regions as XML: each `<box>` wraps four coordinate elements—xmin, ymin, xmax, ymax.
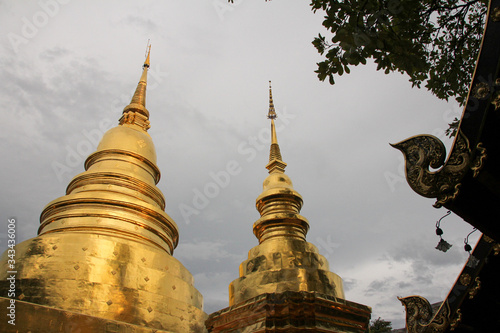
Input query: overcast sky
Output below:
<box><xmin>0</xmin><ymin>0</ymin><xmax>481</xmax><ymax>329</ymax></box>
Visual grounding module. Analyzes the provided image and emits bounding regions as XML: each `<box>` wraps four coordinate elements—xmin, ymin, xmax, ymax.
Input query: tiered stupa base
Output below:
<box><xmin>0</xmin><ymin>233</ymin><xmax>207</xmax><ymax>332</ymax></box>
<box><xmin>206</xmin><ymin>291</ymin><xmax>371</xmax><ymax>333</ymax></box>
<box><xmin>0</xmin><ymin>297</ymin><xmax>178</xmax><ymax>333</ymax></box>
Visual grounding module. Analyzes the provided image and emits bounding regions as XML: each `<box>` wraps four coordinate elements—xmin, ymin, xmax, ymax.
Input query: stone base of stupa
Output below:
<box><xmin>0</xmin><ymin>297</ymin><xmax>180</xmax><ymax>333</ymax></box>
<box><xmin>206</xmin><ymin>291</ymin><xmax>371</xmax><ymax>333</ymax></box>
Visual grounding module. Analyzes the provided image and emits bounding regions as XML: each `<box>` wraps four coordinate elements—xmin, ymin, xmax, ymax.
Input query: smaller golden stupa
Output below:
<box><xmin>206</xmin><ymin>82</ymin><xmax>371</xmax><ymax>332</ymax></box>
<box><xmin>0</xmin><ymin>46</ymin><xmax>207</xmax><ymax>333</ymax></box>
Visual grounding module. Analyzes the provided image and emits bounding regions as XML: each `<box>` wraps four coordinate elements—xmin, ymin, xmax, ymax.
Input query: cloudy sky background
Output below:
<box><xmin>0</xmin><ymin>0</ymin><xmax>482</xmax><ymax>328</ymax></box>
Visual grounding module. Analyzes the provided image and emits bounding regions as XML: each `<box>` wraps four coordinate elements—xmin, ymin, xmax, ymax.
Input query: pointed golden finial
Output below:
<box><xmin>135</xmin><ymin>40</ymin><xmax>150</xmax><ymax>101</ymax></box>
<box><xmin>144</xmin><ymin>40</ymin><xmax>151</xmax><ymax>69</ymax></box>
<box><xmin>268</xmin><ymin>81</ymin><xmax>277</xmax><ymax>120</ymax></box>
<box><xmin>120</xmin><ymin>42</ymin><xmax>151</xmax><ymax>131</ymax></box>
<box><xmin>266</xmin><ymin>81</ymin><xmax>286</xmax><ymax>173</ymax></box>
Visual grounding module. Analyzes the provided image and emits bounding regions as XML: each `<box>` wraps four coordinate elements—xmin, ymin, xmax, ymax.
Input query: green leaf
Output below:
<box><xmin>311</xmin><ymin>0</ymin><xmax>486</xmax><ymax>106</ymax></box>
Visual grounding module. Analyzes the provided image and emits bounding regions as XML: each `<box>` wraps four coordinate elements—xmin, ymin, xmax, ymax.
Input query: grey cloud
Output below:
<box><xmin>342</xmin><ymin>278</ymin><xmax>358</xmax><ymax>292</ymax></box>
<box><xmin>365</xmin><ymin>277</ymin><xmax>396</xmax><ymax>296</ymax></box>
<box><xmin>388</xmin><ymin>236</ymin><xmax>468</xmax><ymax>267</ymax></box>
<box><xmin>176</xmin><ymin>239</ymin><xmax>245</xmax><ymax>263</ymax></box>
<box><xmin>39</xmin><ymin>47</ymin><xmax>70</xmax><ymax>62</ymax></box>
<box><xmin>121</xmin><ymin>15</ymin><xmax>159</xmax><ymax>32</ymax></box>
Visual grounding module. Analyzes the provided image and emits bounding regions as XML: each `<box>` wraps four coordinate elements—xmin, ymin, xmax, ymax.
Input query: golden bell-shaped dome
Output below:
<box><xmin>95</xmin><ymin>124</ymin><xmax>157</xmax><ymax>164</ymax></box>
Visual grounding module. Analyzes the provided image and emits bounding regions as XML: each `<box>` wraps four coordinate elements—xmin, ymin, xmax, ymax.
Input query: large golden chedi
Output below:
<box><xmin>206</xmin><ymin>83</ymin><xmax>371</xmax><ymax>332</ymax></box>
<box><xmin>0</xmin><ymin>49</ymin><xmax>207</xmax><ymax>332</ymax></box>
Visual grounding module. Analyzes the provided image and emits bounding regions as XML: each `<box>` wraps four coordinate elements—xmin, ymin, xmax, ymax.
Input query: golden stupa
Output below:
<box><xmin>206</xmin><ymin>82</ymin><xmax>371</xmax><ymax>332</ymax></box>
<box><xmin>1</xmin><ymin>49</ymin><xmax>371</xmax><ymax>332</ymax></box>
<box><xmin>0</xmin><ymin>47</ymin><xmax>207</xmax><ymax>332</ymax></box>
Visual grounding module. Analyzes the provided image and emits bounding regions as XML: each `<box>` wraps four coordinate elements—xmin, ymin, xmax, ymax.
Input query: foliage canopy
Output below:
<box><xmin>310</xmin><ymin>0</ymin><xmax>487</xmax><ymax>105</ymax></box>
<box><xmin>369</xmin><ymin>317</ymin><xmax>393</xmax><ymax>332</ymax></box>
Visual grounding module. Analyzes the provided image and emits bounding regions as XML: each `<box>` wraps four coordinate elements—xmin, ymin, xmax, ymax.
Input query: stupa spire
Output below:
<box><xmin>266</xmin><ymin>81</ymin><xmax>286</xmax><ymax>174</ymax></box>
<box><xmin>254</xmin><ymin>82</ymin><xmax>308</xmax><ymax>244</ymax></box>
<box><xmin>120</xmin><ymin>42</ymin><xmax>151</xmax><ymax>131</ymax></box>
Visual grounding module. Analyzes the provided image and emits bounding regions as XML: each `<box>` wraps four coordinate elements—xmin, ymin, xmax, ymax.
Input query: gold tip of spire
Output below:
<box><xmin>144</xmin><ymin>41</ymin><xmax>151</xmax><ymax>69</ymax></box>
<box><xmin>268</xmin><ymin>81</ymin><xmax>277</xmax><ymax>120</ymax></box>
